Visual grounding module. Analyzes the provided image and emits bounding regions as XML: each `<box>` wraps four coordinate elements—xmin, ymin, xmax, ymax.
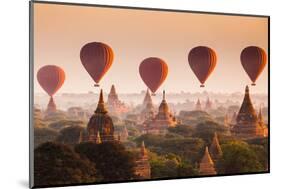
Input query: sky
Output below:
<box><xmin>33</xmin><ymin>3</ymin><xmax>268</xmax><ymax>94</ymax></box>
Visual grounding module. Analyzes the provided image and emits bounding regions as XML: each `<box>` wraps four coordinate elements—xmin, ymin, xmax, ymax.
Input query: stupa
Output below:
<box><xmin>143</xmin><ymin>91</ymin><xmax>177</xmax><ymax>134</ymax></box>
<box><xmin>205</xmin><ymin>97</ymin><xmax>212</xmax><ymax>111</ymax></box>
<box><xmin>135</xmin><ymin>141</ymin><xmax>151</xmax><ymax>179</ymax></box>
<box><xmin>86</xmin><ymin>89</ymin><xmax>115</xmax><ymax>143</ymax></box>
<box><xmin>195</xmin><ymin>99</ymin><xmax>202</xmax><ymax>111</ymax></box>
<box><xmin>107</xmin><ymin>85</ymin><xmax>128</xmax><ymax>115</ymax></box>
<box><xmin>231</xmin><ymin>86</ymin><xmax>266</xmax><ymax>138</ymax></box>
<box><xmin>46</xmin><ymin>97</ymin><xmax>56</xmax><ymax>113</ymax></box>
<box><xmin>209</xmin><ymin>132</ymin><xmax>223</xmax><ymax>162</ymax></box>
<box><xmin>199</xmin><ymin>147</ymin><xmax>217</xmax><ymax>175</ymax></box>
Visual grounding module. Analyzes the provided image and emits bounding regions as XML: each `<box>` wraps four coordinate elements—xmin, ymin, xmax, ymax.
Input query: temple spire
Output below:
<box><xmin>78</xmin><ymin>131</ymin><xmax>84</xmax><ymax>143</ymax></box>
<box><xmin>199</xmin><ymin>147</ymin><xmax>217</xmax><ymax>175</ymax></box>
<box><xmin>96</xmin><ymin>131</ymin><xmax>102</xmax><ymax>144</ymax></box>
<box><xmin>231</xmin><ymin>85</ymin><xmax>266</xmax><ymax>137</ymax></box>
<box><xmin>110</xmin><ymin>85</ymin><xmax>117</xmax><ymax>95</ymax></box>
<box><xmin>143</xmin><ymin>89</ymin><xmax>153</xmax><ymax>107</ymax></box>
<box><xmin>47</xmin><ymin>96</ymin><xmax>57</xmax><ymax>113</ymax></box>
<box><xmin>140</xmin><ymin>141</ymin><xmax>148</xmax><ymax>157</ymax></box>
<box><xmin>195</xmin><ymin>99</ymin><xmax>202</xmax><ymax>111</ymax></box>
<box><xmin>209</xmin><ymin>132</ymin><xmax>222</xmax><ymax>161</ymax></box>
<box><xmin>258</xmin><ymin>106</ymin><xmax>264</xmax><ymax>123</ymax></box>
<box><xmin>246</xmin><ymin>85</ymin><xmax>249</xmax><ymax>94</ymax></box>
<box><xmin>163</xmin><ymin>90</ymin><xmax>166</xmax><ymax>101</ymax></box>
<box><xmin>205</xmin><ymin>97</ymin><xmax>212</xmax><ymax>110</ymax></box>
<box><xmin>95</xmin><ymin>89</ymin><xmax>108</xmax><ymax>114</ymax></box>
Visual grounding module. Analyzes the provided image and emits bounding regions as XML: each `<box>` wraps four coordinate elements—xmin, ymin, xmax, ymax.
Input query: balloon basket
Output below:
<box><xmin>152</xmin><ymin>93</ymin><xmax>156</xmax><ymax>96</ymax></box>
<box><xmin>94</xmin><ymin>84</ymin><xmax>100</xmax><ymax>87</ymax></box>
<box><xmin>200</xmin><ymin>84</ymin><xmax>205</xmax><ymax>87</ymax></box>
<box><xmin>251</xmin><ymin>83</ymin><xmax>256</xmax><ymax>86</ymax></box>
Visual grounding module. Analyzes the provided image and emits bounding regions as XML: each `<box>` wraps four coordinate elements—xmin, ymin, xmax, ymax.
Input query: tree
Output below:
<box><xmin>75</xmin><ymin>142</ymin><xmax>136</xmax><ymax>182</ymax></box>
<box><xmin>178</xmin><ymin>110</ymin><xmax>213</xmax><ymax>126</ymax></box>
<box><xmin>34</xmin><ymin>127</ymin><xmax>58</xmax><ymax>147</ymax></box>
<box><xmin>193</xmin><ymin>121</ymin><xmax>227</xmax><ymax>144</ymax></box>
<box><xmin>34</xmin><ymin>142</ymin><xmax>97</xmax><ymax>187</ymax></box>
<box><xmin>56</xmin><ymin>126</ymin><xmax>85</xmax><ymax>145</ymax></box>
<box><xmin>177</xmin><ymin>161</ymin><xmax>198</xmax><ymax>177</ymax></box>
<box><xmin>149</xmin><ymin>152</ymin><xmax>197</xmax><ymax>179</ymax></box>
<box><xmin>48</xmin><ymin>120</ymin><xmax>85</xmax><ymax>131</ymax></box>
<box><xmin>220</xmin><ymin>141</ymin><xmax>263</xmax><ymax>174</ymax></box>
<box><xmin>149</xmin><ymin>152</ymin><xmax>179</xmax><ymax>179</ymax></box>
<box><xmin>135</xmin><ymin>134</ymin><xmax>205</xmax><ymax>163</ymax></box>
<box><xmin>168</xmin><ymin>124</ymin><xmax>195</xmax><ymax>137</ymax></box>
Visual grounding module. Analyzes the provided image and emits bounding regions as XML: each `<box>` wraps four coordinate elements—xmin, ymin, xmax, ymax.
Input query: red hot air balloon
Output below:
<box><xmin>240</xmin><ymin>46</ymin><xmax>267</xmax><ymax>86</ymax></box>
<box><xmin>37</xmin><ymin>65</ymin><xmax>65</xmax><ymax>113</ymax></box>
<box><xmin>80</xmin><ymin>42</ymin><xmax>114</xmax><ymax>87</ymax></box>
<box><xmin>188</xmin><ymin>46</ymin><xmax>217</xmax><ymax>87</ymax></box>
<box><xmin>139</xmin><ymin>57</ymin><xmax>168</xmax><ymax>95</ymax></box>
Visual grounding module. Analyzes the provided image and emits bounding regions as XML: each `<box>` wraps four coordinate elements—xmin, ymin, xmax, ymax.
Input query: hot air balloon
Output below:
<box><xmin>139</xmin><ymin>57</ymin><xmax>168</xmax><ymax>95</ymax></box>
<box><xmin>188</xmin><ymin>46</ymin><xmax>217</xmax><ymax>87</ymax></box>
<box><xmin>37</xmin><ymin>65</ymin><xmax>65</xmax><ymax>113</ymax></box>
<box><xmin>240</xmin><ymin>46</ymin><xmax>267</xmax><ymax>86</ymax></box>
<box><xmin>80</xmin><ymin>42</ymin><xmax>114</xmax><ymax>87</ymax></box>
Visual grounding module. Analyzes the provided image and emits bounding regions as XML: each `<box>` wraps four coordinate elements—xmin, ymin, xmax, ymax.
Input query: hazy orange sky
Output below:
<box><xmin>33</xmin><ymin>2</ymin><xmax>268</xmax><ymax>94</ymax></box>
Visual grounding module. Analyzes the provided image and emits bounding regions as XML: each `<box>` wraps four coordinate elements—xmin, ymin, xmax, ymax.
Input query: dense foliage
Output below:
<box><xmin>34</xmin><ymin>142</ymin><xmax>97</xmax><ymax>187</ymax></box>
<box><xmin>56</xmin><ymin>126</ymin><xmax>85</xmax><ymax>145</ymax></box>
<box><xmin>75</xmin><ymin>142</ymin><xmax>136</xmax><ymax>182</ymax></box>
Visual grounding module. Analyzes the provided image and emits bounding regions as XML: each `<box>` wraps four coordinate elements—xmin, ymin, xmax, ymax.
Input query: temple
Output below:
<box><xmin>107</xmin><ymin>85</ymin><xmax>128</xmax><ymax>115</ymax></box>
<box><xmin>231</xmin><ymin>86</ymin><xmax>267</xmax><ymax>138</ymax></box>
<box><xmin>46</xmin><ymin>97</ymin><xmax>56</xmax><ymax>114</ymax></box>
<box><xmin>142</xmin><ymin>89</ymin><xmax>153</xmax><ymax>108</ymax></box>
<box><xmin>86</xmin><ymin>89</ymin><xmax>115</xmax><ymax>143</ymax></box>
<box><xmin>135</xmin><ymin>141</ymin><xmax>151</xmax><ymax>179</ymax></box>
<box><xmin>258</xmin><ymin>107</ymin><xmax>268</xmax><ymax>137</ymax></box>
<box><xmin>205</xmin><ymin>97</ymin><xmax>212</xmax><ymax>111</ymax></box>
<box><xmin>195</xmin><ymin>99</ymin><xmax>202</xmax><ymax>111</ymax></box>
<box><xmin>209</xmin><ymin>132</ymin><xmax>222</xmax><ymax>163</ymax></box>
<box><xmin>143</xmin><ymin>91</ymin><xmax>177</xmax><ymax>134</ymax></box>
<box><xmin>199</xmin><ymin>147</ymin><xmax>217</xmax><ymax>175</ymax></box>
<box><xmin>140</xmin><ymin>89</ymin><xmax>156</xmax><ymax>123</ymax></box>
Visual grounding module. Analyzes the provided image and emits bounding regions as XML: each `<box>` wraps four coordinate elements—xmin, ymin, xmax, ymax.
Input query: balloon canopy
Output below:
<box><xmin>37</xmin><ymin>65</ymin><xmax>65</xmax><ymax>97</ymax></box>
<box><xmin>139</xmin><ymin>57</ymin><xmax>168</xmax><ymax>94</ymax></box>
<box><xmin>188</xmin><ymin>46</ymin><xmax>217</xmax><ymax>87</ymax></box>
<box><xmin>80</xmin><ymin>42</ymin><xmax>114</xmax><ymax>87</ymax></box>
<box><xmin>240</xmin><ymin>46</ymin><xmax>267</xmax><ymax>86</ymax></box>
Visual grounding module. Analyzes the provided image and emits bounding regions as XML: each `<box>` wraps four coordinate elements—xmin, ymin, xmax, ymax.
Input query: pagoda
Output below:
<box><xmin>135</xmin><ymin>141</ymin><xmax>151</xmax><ymax>179</ymax></box>
<box><xmin>143</xmin><ymin>91</ymin><xmax>177</xmax><ymax>134</ymax></box>
<box><xmin>199</xmin><ymin>147</ymin><xmax>217</xmax><ymax>175</ymax></box>
<box><xmin>209</xmin><ymin>132</ymin><xmax>222</xmax><ymax>163</ymax></box>
<box><xmin>258</xmin><ymin>107</ymin><xmax>268</xmax><ymax>137</ymax></box>
<box><xmin>140</xmin><ymin>89</ymin><xmax>155</xmax><ymax>122</ymax></box>
<box><xmin>195</xmin><ymin>99</ymin><xmax>202</xmax><ymax>111</ymax></box>
<box><xmin>86</xmin><ymin>89</ymin><xmax>115</xmax><ymax>143</ymax></box>
<box><xmin>46</xmin><ymin>97</ymin><xmax>56</xmax><ymax>114</ymax></box>
<box><xmin>231</xmin><ymin>86</ymin><xmax>266</xmax><ymax>138</ymax></box>
<box><xmin>142</xmin><ymin>89</ymin><xmax>153</xmax><ymax>108</ymax></box>
<box><xmin>107</xmin><ymin>85</ymin><xmax>128</xmax><ymax>115</ymax></box>
<box><xmin>205</xmin><ymin>97</ymin><xmax>212</xmax><ymax>111</ymax></box>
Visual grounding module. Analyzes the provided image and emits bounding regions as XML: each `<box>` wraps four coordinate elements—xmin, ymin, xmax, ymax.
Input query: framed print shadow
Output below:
<box><xmin>29</xmin><ymin>0</ymin><xmax>270</xmax><ymax>188</ymax></box>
